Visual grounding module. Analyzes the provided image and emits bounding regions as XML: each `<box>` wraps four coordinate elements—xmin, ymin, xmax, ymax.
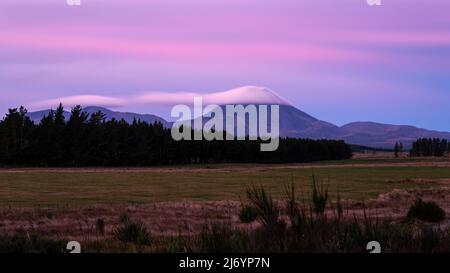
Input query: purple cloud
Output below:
<box><xmin>33</xmin><ymin>95</ymin><xmax>127</xmax><ymax>109</ymax></box>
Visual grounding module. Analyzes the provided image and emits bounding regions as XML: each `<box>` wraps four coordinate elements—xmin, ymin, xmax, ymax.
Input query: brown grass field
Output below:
<box><xmin>0</xmin><ymin>152</ymin><xmax>449</xmax><ymax>252</ymax></box>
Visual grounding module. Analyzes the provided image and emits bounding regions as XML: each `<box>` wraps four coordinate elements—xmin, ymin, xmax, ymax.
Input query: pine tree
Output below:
<box><xmin>394</xmin><ymin>142</ymin><xmax>399</xmax><ymax>158</ymax></box>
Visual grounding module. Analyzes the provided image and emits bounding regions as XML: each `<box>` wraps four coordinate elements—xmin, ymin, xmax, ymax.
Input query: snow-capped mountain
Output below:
<box><xmin>24</xmin><ymin>86</ymin><xmax>450</xmax><ymax>149</ymax></box>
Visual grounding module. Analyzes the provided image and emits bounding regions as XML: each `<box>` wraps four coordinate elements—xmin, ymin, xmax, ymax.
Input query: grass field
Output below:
<box><xmin>0</xmin><ymin>155</ymin><xmax>449</xmax><ymax>253</ymax></box>
<box><xmin>1</xmin><ymin>156</ymin><xmax>449</xmax><ymax>207</ymax></box>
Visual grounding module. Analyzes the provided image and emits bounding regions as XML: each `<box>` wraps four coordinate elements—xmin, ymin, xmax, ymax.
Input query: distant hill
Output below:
<box><xmin>337</xmin><ymin>122</ymin><xmax>450</xmax><ymax>149</ymax></box>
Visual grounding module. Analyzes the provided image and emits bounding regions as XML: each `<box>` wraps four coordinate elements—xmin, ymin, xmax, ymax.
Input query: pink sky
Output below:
<box><xmin>0</xmin><ymin>0</ymin><xmax>450</xmax><ymax>129</ymax></box>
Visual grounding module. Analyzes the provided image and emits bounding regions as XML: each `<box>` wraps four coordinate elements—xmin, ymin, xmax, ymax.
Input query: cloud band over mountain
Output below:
<box><xmin>32</xmin><ymin>86</ymin><xmax>291</xmax><ymax>109</ymax></box>
<box><xmin>33</xmin><ymin>95</ymin><xmax>128</xmax><ymax>109</ymax></box>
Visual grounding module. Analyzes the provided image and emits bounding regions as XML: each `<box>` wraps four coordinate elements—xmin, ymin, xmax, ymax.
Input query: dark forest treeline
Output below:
<box><xmin>0</xmin><ymin>105</ymin><xmax>352</xmax><ymax>167</ymax></box>
<box><xmin>410</xmin><ymin>138</ymin><xmax>450</xmax><ymax>157</ymax></box>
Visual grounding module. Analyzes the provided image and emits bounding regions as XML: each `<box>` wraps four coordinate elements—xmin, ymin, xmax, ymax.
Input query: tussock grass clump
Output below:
<box><xmin>196</xmin><ymin>223</ymin><xmax>248</xmax><ymax>253</ymax></box>
<box><xmin>113</xmin><ymin>213</ymin><xmax>151</xmax><ymax>245</ymax></box>
<box><xmin>311</xmin><ymin>173</ymin><xmax>328</xmax><ymax>215</ymax></box>
<box><xmin>245</xmin><ymin>185</ymin><xmax>282</xmax><ymax>230</ymax></box>
<box><xmin>0</xmin><ymin>233</ymin><xmax>65</xmax><ymax>253</ymax></box>
<box><xmin>284</xmin><ymin>183</ymin><xmax>308</xmax><ymax>234</ymax></box>
<box><xmin>239</xmin><ymin>205</ymin><xmax>258</xmax><ymax>223</ymax></box>
<box><xmin>407</xmin><ymin>199</ymin><xmax>445</xmax><ymax>223</ymax></box>
<box><xmin>96</xmin><ymin>218</ymin><xmax>105</xmax><ymax>235</ymax></box>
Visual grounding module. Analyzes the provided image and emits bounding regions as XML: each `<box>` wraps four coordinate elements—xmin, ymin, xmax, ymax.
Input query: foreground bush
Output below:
<box><xmin>239</xmin><ymin>205</ymin><xmax>258</xmax><ymax>223</ymax></box>
<box><xmin>177</xmin><ymin>217</ymin><xmax>450</xmax><ymax>253</ymax></box>
<box><xmin>113</xmin><ymin>214</ymin><xmax>151</xmax><ymax>245</ymax></box>
<box><xmin>407</xmin><ymin>199</ymin><xmax>446</xmax><ymax>223</ymax></box>
<box><xmin>311</xmin><ymin>173</ymin><xmax>328</xmax><ymax>215</ymax></box>
<box><xmin>0</xmin><ymin>233</ymin><xmax>65</xmax><ymax>253</ymax></box>
<box><xmin>245</xmin><ymin>186</ymin><xmax>281</xmax><ymax>229</ymax></box>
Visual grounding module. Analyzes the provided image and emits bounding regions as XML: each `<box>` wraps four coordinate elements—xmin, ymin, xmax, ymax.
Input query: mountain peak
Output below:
<box><xmin>208</xmin><ymin>86</ymin><xmax>290</xmax><ymax>105</ymax></box>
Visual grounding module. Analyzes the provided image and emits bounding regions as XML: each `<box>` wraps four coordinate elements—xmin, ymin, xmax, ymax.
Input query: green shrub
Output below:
<box><xmin>407</xmin><ymin>199</ymin><xmax>445</xmax><ymax>223</ymax></box>
<box><xmin>239</xmin><ymin>205</ymin><xmax>258</xmax><ymax>223</ymax></box>
<box><xmin>113</xmin><ymin>214</ymin><xmax>151</xmax><ymax>245</ymax></box>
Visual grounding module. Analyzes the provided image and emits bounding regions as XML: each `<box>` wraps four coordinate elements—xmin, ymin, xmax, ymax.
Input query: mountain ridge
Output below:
<box><xmin>27</xmin><ymin>106</ymin><xmax>170</xmax><ymax>127</ymax></box>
